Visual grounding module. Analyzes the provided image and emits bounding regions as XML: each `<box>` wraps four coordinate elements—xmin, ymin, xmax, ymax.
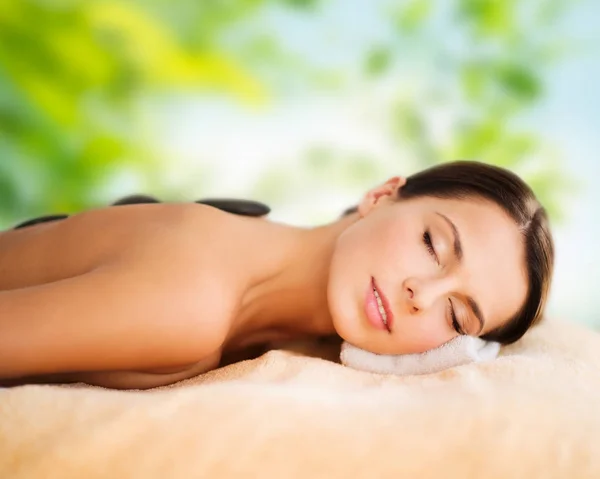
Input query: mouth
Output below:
<box><xmin>365</xmin><ymin>276</ymin><xmax>394</xmax><ymax>333</ymax></box>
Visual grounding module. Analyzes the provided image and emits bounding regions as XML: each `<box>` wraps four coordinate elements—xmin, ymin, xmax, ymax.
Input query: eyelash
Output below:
<box><xmin>422</xmin><ymin>230</ymin><xmax>438</xmax><ymax>263</ymax></box>
<box><xmin>423</xmin><ymin>230</ymin><xmax>464</xmax><ymax>335</ymax></box>
<box><xmin>448</xmin><ymin>299</ymin><xmax>464</xmax><ymax>335</ymax></box>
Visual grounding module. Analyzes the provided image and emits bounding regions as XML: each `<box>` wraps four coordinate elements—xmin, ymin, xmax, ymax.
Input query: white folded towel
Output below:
<box><xmin>340</xmin><ymin>336</ymin><xmax>501</xmax><ymax>376</ymax></box>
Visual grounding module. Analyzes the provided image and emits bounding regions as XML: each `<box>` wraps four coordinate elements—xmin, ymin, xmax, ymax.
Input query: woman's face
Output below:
<box><xmin>328</xmin><ymin>176</ymin><xmax>528</xmax><ymax>355</ymax></box>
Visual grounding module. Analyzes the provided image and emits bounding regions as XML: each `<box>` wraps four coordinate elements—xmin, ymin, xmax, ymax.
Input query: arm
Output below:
<box><xmin>0</xmin><ymin>260</ymin><xmax>225</xmax><ymax>380</ymax></box>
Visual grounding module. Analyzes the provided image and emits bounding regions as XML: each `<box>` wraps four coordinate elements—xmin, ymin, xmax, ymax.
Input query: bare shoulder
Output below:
<box><xmin>0</xmin><ymin>202</ymin><xmax>232</xmax><ymax>290</ymax></box>
<box><xmin>150</xmin><ymin>203</ymin><xmax>256</xmax><ymax>282</ymax></box>
<box><xmin>116</xmin><ymin>203</ymin><xmax>246</xmax><ymax>345</ymax></box>
<box><xmin>108</xmin><ymin>202</ymin><xmax>241</xmax><ymax>256</ymax></box>
<box><xmin>0</xmin><ymin>204</ymin><xmax>247</xmax><ymax>381</ymax></box>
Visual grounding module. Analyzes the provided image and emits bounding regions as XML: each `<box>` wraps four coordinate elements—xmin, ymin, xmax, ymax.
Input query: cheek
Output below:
<box><xmin>326</xmin><ymin>219</ymin><xmax>399</xmax><ymax>338</ymax></box>
<box><xmin>326</xmin><ymin>232</ymin><xmax>363</xmax><ymax>338</ymax></box>
<box><xmin>399</xmin><ymin>316</ymin><xmax>453</xmax><ymax>353</ymax></box>
<box><xmin>389</xmin><ymin>296</ymin><xmax>453</xmax><ymax>353</ymax></box>
<box><xmin>376</xmin><ymin>222</ymin><xmax>429</xmax><ymax>283</ymax></box>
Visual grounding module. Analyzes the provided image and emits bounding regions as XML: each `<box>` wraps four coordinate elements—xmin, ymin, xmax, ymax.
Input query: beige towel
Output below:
<box><xmin>1</xmin><ymin>318</ymin><xmax>599</xmax><ymax>479</ymax></box>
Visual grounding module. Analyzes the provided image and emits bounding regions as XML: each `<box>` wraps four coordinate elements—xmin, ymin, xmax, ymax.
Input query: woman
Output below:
<box><xmin>0</xmin><ymin>161</ymin><xmax>554</xmax><ymax>389</ymax></box>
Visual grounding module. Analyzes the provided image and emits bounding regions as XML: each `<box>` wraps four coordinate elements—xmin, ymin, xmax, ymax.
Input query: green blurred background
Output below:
<box><xmin>1</xmin><ymin>0</ymin><xmax>598</xmax><ymax>327</ymax></box>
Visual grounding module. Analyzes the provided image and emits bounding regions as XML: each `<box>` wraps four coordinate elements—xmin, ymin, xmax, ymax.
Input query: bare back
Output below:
<box><xmin>0</xmin><ymin>203</ymin><xmax>248</xmax><ymax>389</ymax></box>
<box><xmin>0</xmin><ymin>203</ymin><xmax>187</xmax><ymax>289</ymax></box>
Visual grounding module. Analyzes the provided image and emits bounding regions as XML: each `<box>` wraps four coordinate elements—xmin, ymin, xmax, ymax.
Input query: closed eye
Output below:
<box><xmin>448</xmin><ymin>299</ymin><xmax>464</xmax><ymax>335</ymax></box>
<box><xmin>425</xmin><ymin>230</ymin><xmax>464</xmax><ymax>335</ymax></box>
<box><xmin>422</xmin><ymin>230</ymin><xmax>438</xmax><ymax>264</ymax></box>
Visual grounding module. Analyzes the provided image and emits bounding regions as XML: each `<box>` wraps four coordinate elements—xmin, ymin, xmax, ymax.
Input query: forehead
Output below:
<box><xmin>416</xmin><ymin>196</ymin><xmax>528</xmax><ymax>332</ymax></box>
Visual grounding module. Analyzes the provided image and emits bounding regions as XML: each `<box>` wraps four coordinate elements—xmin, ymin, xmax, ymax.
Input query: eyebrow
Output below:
<box><xmin>435</xmin><ymin>212</ymin><xmax>485</xmax><ymax>334</ymax></box>
<box><xmin>436</xmin><ymin>212</ymin><xmax>463</xmax><ymax>261</ymax></box>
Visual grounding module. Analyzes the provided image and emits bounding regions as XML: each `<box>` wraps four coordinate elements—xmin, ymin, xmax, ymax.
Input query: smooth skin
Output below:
<box><xmin>0</xmin><ymin>176</ymin><xmax>527</xmax><ymax>389</ymax></box>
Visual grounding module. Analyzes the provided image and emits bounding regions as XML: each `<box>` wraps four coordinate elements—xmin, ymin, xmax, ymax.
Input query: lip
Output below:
<box><xmin>365</xmin><ymin>276</ymin><xmax>394</xmax><ymax>333</ymax></box>
<box><xmin>373</xmin><ymin>277</ymin><xmax>394</xmax><ymax>332</ymax></box>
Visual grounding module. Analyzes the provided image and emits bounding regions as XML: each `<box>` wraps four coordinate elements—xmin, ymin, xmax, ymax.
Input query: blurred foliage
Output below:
<box><xmin>0</xmin><ymin>0</ymin><xmax>582</xmax><ymax>227</ymax></box>
<box><xmin>287</xmin><ymin>0</ymin><xmax>576</xmax><ymax>221</ymax></box>
<box><xmin>244</xmin><ymin>0</ymin><xmax>578</xmax><ymax>223</ymax></box>
<box><xmin>0</xmin><ymin>0</ymin><xmax>271</xmax><ymax>225</ymax></box>
<box><xmin>390</xmin><ymin>0</ymin><xmax>577</xmax><ymax>219</ymax></box>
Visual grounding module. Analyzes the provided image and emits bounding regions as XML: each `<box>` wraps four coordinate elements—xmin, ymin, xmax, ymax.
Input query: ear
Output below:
<box><xmin>357</xmin><ymin>176</ymin><xmax>406</xmax><ymax>218</ymax></box>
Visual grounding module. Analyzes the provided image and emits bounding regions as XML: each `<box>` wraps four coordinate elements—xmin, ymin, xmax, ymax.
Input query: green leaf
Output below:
<box><xmin>496</xmin><ymin>63</ymin><xmax>541</xmax><ymax>101</ymax></box>
<box><xmin>394</xmin><ymin>0</ymin><xmax>431</xmax><ymax>32</ymax></box>
<box><xmin>365</xmin><ymin>46</ymin><xmax>392</xmax><ymax>77</ymax></box>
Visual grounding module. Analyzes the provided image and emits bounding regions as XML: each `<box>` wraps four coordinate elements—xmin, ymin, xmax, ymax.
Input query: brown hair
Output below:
<box><xmin>342</xmin><ymin>160</ymin><xmax>554</xmax><ymax>345</ymax></box>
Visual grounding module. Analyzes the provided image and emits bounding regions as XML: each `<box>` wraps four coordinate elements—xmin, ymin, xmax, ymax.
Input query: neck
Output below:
<box><xmin>223</xmin><ymin>211</ymin><xmax>359</xmax><ymax>351</ymax></box>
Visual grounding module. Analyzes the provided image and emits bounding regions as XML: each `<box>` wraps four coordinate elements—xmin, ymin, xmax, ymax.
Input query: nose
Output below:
<box><xmin>403</xmin><ymin>277</ymin><xmax>452</xmax><ymax>314</ymax></box>
<box><xmin>404</xmin><ymin>282</ymin><xmax>419</xmax><ymax>314</ymax></box>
